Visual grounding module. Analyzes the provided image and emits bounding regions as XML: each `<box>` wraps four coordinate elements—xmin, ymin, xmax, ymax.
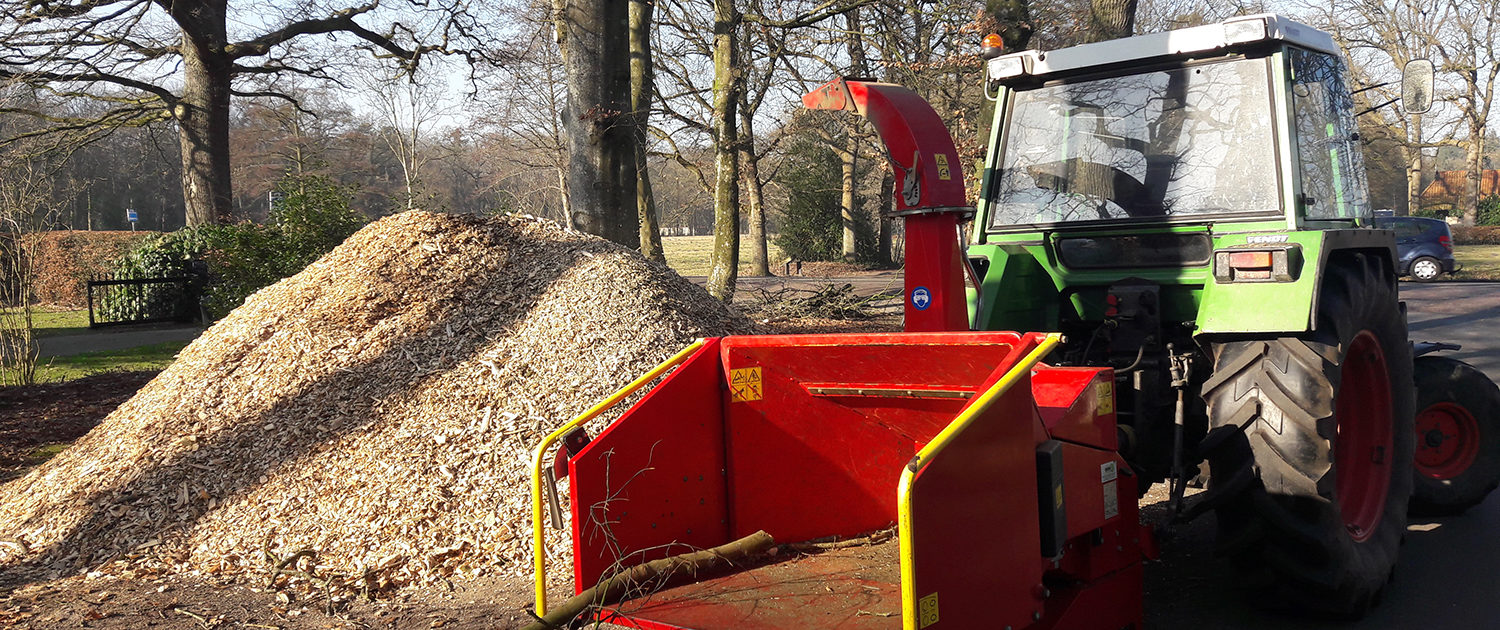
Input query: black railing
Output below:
<box><xmin>87</xmin><ymin>275</ymin><xmax>201</xmax><ymax>328</ymax></box>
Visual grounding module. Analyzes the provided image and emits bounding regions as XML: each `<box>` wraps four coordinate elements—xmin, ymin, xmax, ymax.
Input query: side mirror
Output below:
<box><xmin>1402</xmin><ymin>59</ymin><xmax>1434</xmax><ymax>115</ymax></box>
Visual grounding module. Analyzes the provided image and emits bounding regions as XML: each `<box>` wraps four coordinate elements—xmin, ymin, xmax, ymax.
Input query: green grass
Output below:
<box><xmin>661</xmin><ymin>236</ymin><xmax>786</xmax><ymax>277</ymax></box>
<box><xmin>24</xmin><ymin>340</ymin><xmax>188</xmax><ymax>383</ymax></box>
<box><xmin>1</xmin><ymin>307</ymin><xmax>91</xmax><ymax>338</ymax></box>
<box><xmin>1451</xmin><ymin>245</ymin><xmax>1500</xmax><ymax>280</ymax></box>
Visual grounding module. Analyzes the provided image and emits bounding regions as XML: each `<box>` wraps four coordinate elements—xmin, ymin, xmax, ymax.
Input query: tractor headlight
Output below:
<box><xmin>988</xmin><ymin>55</ymin><xmax>1027</xmax><ymax>81</ymax></box>
<box><xmin>1223</xmin><ymin>17</ymin><xmax>1270</xmax><ymax>45</ymax></box>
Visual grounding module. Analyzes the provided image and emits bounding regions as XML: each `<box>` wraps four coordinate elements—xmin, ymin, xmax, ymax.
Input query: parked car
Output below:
<box><xmin>1373</xmin><ymin>215</ymin><xmax>1459</xmax><ymax>281</ymax></box>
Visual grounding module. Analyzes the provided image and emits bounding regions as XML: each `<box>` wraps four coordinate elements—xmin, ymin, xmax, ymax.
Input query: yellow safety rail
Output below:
<box><xmin>530</xmin><ymin>338</ymin><xmax>706</xmax><ymax>617</ymax></box>
<box><xmin>895</xmin><ymin>332</ymin><xmax>1062</xmax><ymax>630</ymax></box>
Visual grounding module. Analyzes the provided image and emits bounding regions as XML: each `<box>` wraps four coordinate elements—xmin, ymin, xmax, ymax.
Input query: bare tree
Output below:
<box><xmin>1433</xmin><ymin>0</ymin><xmax>1500</xmax><ymax>224</ymax></box>
<box><xmin>0</xmin><ymin>1</ymin><xmax>494</xmax><ymax>226</ymax></box>
<box><xmin>0</xmin><ymin>153</ymin><xmax>70</xmax><ymax>385</ymax></box>
<box><xmin>1304</xmin><ymin>0</ymin><xmax>1457</xmax><ymax>216</ymax></box>
<box><xmin>632</xmin><ymin>0</ymin><xmax>667</xmax><ymax>262</ymax></box>
<box><xmin>360</xmin><ymin>67</ymin><xmax>457</xmax><ymax>212</ymax></box>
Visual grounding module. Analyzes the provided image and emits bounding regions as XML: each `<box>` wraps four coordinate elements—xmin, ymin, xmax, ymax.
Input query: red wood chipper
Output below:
<box><xmin>528</xmin><ymin>77</ymin><xmax>1150</xmax><ymax>630</ymax></box>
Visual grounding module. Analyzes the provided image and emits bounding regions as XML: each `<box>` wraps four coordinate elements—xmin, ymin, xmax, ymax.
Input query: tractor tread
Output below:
<box><xmin>1201</xmin><ymin>253</ymin><xmax>1413</xmax><ymax>618</ymax></box>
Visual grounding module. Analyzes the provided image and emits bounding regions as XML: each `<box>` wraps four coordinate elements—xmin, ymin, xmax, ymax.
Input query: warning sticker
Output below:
<box><xmin>1095</xmin><ymin>380</ymin><xmax>1114</xmax><ymax>416</ymax></box>
<box><xmin>919</xmin><ymin>592</ymin><xmax>940</xmax><ymax>628</ymax></box>
<box><xmin>1104</xmin><ymin>480</ymin><xmax>1120</xmax><ymax>519</ymax></box>
<box><xmin>934</xmin><ymin>153</ymin><xmax>952</xmax><ymax>181</ymax></box>
<box><xmin>729</xmin><ymin>367</ymin><xmax>763</xmax><ymax>402</ymax></box>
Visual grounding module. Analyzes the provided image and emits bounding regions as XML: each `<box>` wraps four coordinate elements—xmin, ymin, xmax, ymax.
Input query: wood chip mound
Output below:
<box><xmin>0</xmin><ymin>211</ymin><xmax>753</xmax><ymax>592</ymax></box>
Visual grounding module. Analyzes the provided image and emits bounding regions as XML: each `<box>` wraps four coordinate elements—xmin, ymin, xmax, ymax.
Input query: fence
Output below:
<box><xmin>86</xmin><ymin>275</ymin><xmax>201</xmax><ymax>327</ymax></box>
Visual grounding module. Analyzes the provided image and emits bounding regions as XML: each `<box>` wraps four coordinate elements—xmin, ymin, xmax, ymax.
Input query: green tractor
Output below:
<box><xmin>961</xmin><ymin>14</ymin><xmax>1500</xmax><ymax>617</ymax></box>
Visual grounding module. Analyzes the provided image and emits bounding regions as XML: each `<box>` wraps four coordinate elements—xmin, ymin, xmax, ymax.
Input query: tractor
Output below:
<box><xmin>527</xmin><ymin>14</ymin><xmax>1500</xmax><ymax>629</ymax></box>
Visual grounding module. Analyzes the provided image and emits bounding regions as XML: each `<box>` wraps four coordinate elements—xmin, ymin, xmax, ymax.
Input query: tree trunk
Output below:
<box><xmin>1084</xmin><ymin>0</ymin><xmax>1138</xmax><ymax>43</ymax></box>
<box><xmin>1406</xmin><ymin>115</ymin><xmax>1423</xmax><ymax>216</ymax></box>
<box><xmin>172</xmin><ymin>2</ymin><xmax>233</xmax><ymax>226</ymax></box>
<box><xmin>554</xmin><ymin>0</ymin><xmax>639</xmax><ymax>247</ymax></box>
<box><xmin>986</xmin><ymin>0</ymin><xmax>1034</xmax><ymax>52</ymax></box>
<box><xmin>706</xmin><ymin>0</ymin><xmax>741</xmax><ymax>301</ymax></box>
<box><xmin>840</xmin><ymin>137</ymin><xmax>858</xmax><ymax>262</ymax></box>
<box><xmin>631</xmin><ymin>0</ymin><xmax>666</xmax><ymax>262</ymax></box>
<box><xmin>841</xmin><ymin>6</ymin><xmax>867</xmax><ymax>263</ymax></box>
<box><xmin>878</xmin><ymin>167</ymin><xmax>894</xmax><ymax>265</ymax></box>
<box><xmin>1465</xmin><ymin>137</ymin><xmax>1482</xmax><ymax>226</ymax></box>
<box><xmin>739</xmin><ymin>88</ymin><xmax>770</xmax><ymax>277</ymax></box>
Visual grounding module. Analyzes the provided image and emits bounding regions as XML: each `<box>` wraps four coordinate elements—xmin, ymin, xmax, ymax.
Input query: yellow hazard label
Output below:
<box><xmin>934</xmin><ymin>153</ymin><xmax>952</xmax><ymax>181</ymax></box>
<box><xmin>1096</xmin><ymin>381</ymin><xmax>1114</xmax><ymax>416</ymax></box>
<box><xmin>729</xmin><ymin>367</ymin><xmax>763</xmax><ymax>402</ymax></box>
<box><xmin>919</xmin><ymin>592</ymin><xmax>940</xmax><ymax>628</ymax></box>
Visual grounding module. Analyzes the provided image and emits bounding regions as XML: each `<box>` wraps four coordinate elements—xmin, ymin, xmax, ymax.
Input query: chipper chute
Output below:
<box><xmin>532</xmin><ymin>332</ymin><xmax>1148</xmax><ymax>630</ymax></box>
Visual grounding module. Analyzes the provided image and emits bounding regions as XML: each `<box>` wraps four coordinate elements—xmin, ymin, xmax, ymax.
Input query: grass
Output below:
<box><xmin>24</xmin><ymin>340</ymin><xmax>188</xmax><ymax>383</ymax></box>
<box><xmin>661</xmin><ymin>236</ymin><xmax>786</xmax><ymax>277</ymax></box>
<box><xmin>1</xmin><ymin>307</ymin><xmax>91</xmax><ymax>338</ymax></box>
<box><xmin>1452</xmin><ymin>244</ymin><xmax>1500</xmax><ymax>280</ymax></box>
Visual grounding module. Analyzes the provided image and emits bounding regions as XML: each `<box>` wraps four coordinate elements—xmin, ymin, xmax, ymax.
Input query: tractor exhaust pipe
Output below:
<box><xmin>803</xmin><ymin>78</ymin><xmax>974</xmax><ymax>332</ymax></box>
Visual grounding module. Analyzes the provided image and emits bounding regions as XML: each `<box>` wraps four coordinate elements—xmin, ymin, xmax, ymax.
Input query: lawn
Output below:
<box><xmin>661</xmin><ymin>236</ymin><xmax>786</xmax><ymax>277</ymax></box>
<box><xmin>1452</xmin><ymin>245</ymin><xmax>1500</xmax><ymax>281</ymax></box>
<box><xmin>1</xmin><ymin>307</ymin><xmax>91</xmax><ymax>338</ymax></box>
<box><xmin>22</xmin><ymin>340</ymin><xmax>188</xmax><ymax>383</ymax></box>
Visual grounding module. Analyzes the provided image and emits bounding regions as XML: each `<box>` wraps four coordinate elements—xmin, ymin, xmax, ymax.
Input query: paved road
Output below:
<box><xmin>35</xmin><ymin>324</ymin><xmax>203</xmax><ymax>358</ymax></box>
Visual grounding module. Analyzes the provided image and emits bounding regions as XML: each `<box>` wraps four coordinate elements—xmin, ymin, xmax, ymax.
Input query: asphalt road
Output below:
<box><xmin>1144</xmin><ymin>281</ymin><xmax>1500</xmax><ymax>629</ymax></box>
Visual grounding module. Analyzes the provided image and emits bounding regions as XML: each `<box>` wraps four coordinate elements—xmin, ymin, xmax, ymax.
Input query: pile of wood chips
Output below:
<box><xmin>0</xmin><ymin>211</ymin><xmax>753</xmax><ymax>594</ymax></box>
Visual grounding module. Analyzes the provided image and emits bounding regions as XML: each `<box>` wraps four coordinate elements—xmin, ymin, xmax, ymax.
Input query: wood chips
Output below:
<box><xmin>0</xmin><ymin>211</ymin><xmax>753</xmax><ymax>594</ymax></box>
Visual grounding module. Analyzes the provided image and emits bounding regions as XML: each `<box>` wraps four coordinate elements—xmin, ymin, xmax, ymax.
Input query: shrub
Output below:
<box><xmin>104</xmin><ymin>174</ymin><xmax>366</xmax><ymax>320</ymax></box>
<box><xmin>1452</xmin><ymin>225</ymin><xmax>1500</xmax><ymax>245</ymax></box>
<box><xmin>1477</xmin><ymin>195</ymin><xmax>1500</xmax><ymax>227</ymax></box>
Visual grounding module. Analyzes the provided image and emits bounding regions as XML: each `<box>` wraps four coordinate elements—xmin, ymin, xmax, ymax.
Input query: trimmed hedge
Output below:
<box><xmin>30</xmin><ymin>231</ymin><xmax>155</xmax><ymax>307</ymax></box>
<box><xmin>1453</xmin><ymin>226</ymin><xmax>1500</xmax><ymax>246</ymax></box>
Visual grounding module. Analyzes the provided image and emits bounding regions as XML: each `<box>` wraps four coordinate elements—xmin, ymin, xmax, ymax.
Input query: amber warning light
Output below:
<box><xmin>981</xmin><ymin>34</ymin><xmax>1004</xmax><ymax>59</ymax></box>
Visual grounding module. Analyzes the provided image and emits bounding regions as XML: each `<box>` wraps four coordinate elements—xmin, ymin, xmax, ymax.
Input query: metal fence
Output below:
<box><xmin>86</xmin><ymin>275</ymin><xmax>201</xmax><ymax>328</ymax></box>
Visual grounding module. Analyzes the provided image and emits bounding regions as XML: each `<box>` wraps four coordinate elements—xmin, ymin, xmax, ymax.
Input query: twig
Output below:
<box><xmin>520</xmin><ymin>530</ymin><xmax>775</xmax><ymax>630</ymax></box>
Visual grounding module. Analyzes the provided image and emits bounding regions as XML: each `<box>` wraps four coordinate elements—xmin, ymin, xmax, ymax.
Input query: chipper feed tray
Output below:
<box><xmin>532</xmin><ymin>331</ymin><xmax>1148</xmax><ymax>630</ymax></box>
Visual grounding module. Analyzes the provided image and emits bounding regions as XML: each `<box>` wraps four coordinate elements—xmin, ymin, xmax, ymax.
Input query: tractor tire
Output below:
<box><xmin>1409</xmin><ymin>256</ymin><xmax>1442</xmax><ymax>282</ymax></box>
<box><xmin>1410</xmin><ymin>356</ymin><xmax>1500</xmax><ymax>516</ymax></box>
<box><xmin>1199</xmin><ymin>253</ymin><xmax>1414</xmax><ymax>618</ymax></box>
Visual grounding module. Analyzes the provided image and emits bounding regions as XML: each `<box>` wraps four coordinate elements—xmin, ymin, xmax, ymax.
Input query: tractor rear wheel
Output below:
<box><xmin>1200</xmin><ymin>254</ymin><xmax>1414</xmax><ymax>617</ymax></box>
<box><xmin>1410</xmin><ymin>356</ymin><xmax>1500</xmax><ymax>516</ymax></box>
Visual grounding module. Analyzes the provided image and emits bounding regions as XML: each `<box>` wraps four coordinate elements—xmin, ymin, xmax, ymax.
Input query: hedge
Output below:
<box><xmin>1451</xmin><ymin>226</ymin><xmax>1500</xmax><ymax>246</ymax></box>
<box><xmin>29</xmin><ymin>231</ymin><xmax>156</xmax><ymax>307</ymax></box>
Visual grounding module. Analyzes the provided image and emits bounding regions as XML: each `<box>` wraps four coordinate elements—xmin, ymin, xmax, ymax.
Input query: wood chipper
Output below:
<box><xmin>530</xmin><ymin>14</ymin><xmax>1500</xmax><ymax>629</ymax></box>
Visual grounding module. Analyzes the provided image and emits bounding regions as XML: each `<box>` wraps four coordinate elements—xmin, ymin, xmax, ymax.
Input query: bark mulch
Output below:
<box><xmin>0</xmin><ymin>211</ymin><xmax>753</xmax><ymax>607</ymax></box>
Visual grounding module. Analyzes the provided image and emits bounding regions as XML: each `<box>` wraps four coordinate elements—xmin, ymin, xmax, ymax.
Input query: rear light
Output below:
<box><xmin>1440</xmin><ymin>234</ymin><xmax>1453</xmax><ymax>252</ymax></box>
<box><xmin>1213</xmin><ymin>246</ymin><xmax>1302</xmax><ymax>283</ymax></box>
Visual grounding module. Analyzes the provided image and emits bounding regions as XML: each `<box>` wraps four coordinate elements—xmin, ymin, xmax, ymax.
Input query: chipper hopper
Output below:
<box><xmin>532</xmin><ymin>332</ymin><xmax>1147</xmax><ymax>630</ymax></box>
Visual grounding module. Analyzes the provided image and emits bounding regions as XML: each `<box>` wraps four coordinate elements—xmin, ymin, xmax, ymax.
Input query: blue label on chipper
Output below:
<box><xmin>911</xmin><ymin>286</ymin><xmax>932</xmax><ymax>311</ymax></box>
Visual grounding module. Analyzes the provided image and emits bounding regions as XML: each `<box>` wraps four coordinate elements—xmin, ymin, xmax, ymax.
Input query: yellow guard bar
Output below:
<box><xmin>530</xmin><ymin>338</ymin><xmax>706</xmax><ymax>617</ymax></box>
<box><xmin>895</xmin><ymin>332</ymin><xmax>1062</xmax><ymax>630</ymax></box>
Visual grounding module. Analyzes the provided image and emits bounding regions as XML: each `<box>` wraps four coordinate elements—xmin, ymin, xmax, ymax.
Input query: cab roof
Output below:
<box><xmin>987</xmin><ymin>14</ymin><xmax>1339</xmax><ymax>83</ymax></box>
